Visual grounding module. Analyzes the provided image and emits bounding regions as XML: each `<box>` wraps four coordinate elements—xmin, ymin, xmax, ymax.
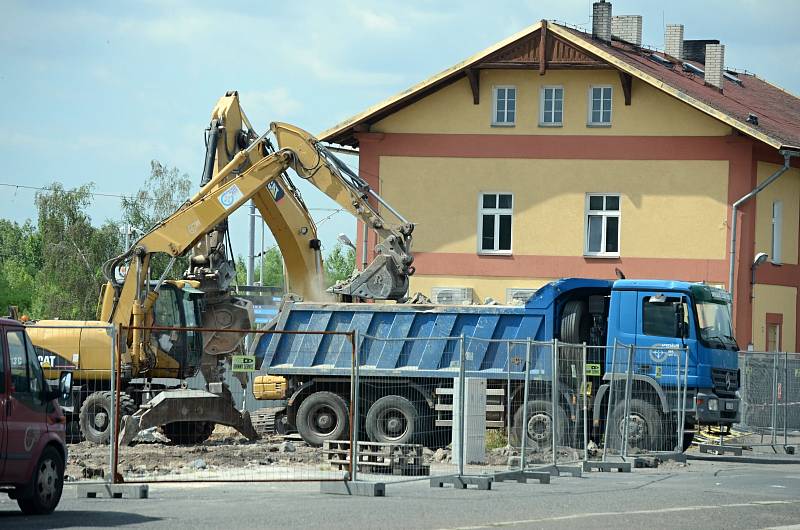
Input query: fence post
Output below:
<box><xmin>582</xmin><ymin>342</ymin><xmax>589</xmax><ymax>462</ymax></box>
<box><xmin>677</xmin><ymin>347</ymin><xmax>688</xmax><ymax>452</ymax></box>
<box><xmin>621</xmin><ymin>344</ymin><xmax>634</xmax><ymax>458</ymax></box>
<box><xmin>520</xmin><ymin>339</ymin><xmax>532</xmax><ymax>471</ymax></box>
<box><xmin>784</xmin><ymin>351</ymin><xmax>789</xmax><ymax>448</ymax></box>
<box><xmin>552</xmin><ymin>338</ymin><xmax>559</xmax><ymax>466</ymax></box>
<box><xmin>602</xmin><ymin>339</ymin><xmax>619</xmax><ymax>462</ymax></box>
<box><xmin>350</xmin><ymin>330</ymin><xmax>360</xmax><ymax>482</ymax></box>
<box><xmin>109</xmin><ymin>325</ymin><xmax>117</xmax><ymax>484</ymax></box>
<box><xmin>771</xmin><ymin>351</ymin><xmax>779</xmax><ymax>446</ymax></box>
<box><xmin>457</xmin><ymin>334</ymin><xmax>467</xmax><ymax>478</ymax></box>
<box><xmin>506</xmin><ymin>344</ymin><xmax>512</xmax><ymax>450</ymax></box>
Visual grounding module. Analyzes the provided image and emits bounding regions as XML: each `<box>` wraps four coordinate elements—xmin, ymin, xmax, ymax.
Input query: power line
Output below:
<box><xmin>0</xmin><ymin>182</ymin><xmax>341</xmax><ymax>212</ymax></box>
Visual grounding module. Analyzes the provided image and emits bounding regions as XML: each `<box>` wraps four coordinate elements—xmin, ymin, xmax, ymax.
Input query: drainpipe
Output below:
<box><xmin>728</xmin><ymin>150</ymin><xmax>798</xmax><ymax>301</ymax></box>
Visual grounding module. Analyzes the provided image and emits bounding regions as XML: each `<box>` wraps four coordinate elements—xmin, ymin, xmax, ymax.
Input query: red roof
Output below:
<box><xmin>560</xmin><ymin>25</ymin><xmax>800</xmax><ymax>151</ymax></box>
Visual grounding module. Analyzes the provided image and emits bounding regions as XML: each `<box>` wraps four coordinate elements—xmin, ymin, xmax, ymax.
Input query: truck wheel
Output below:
<box><xmin>79</xmin><ymin>391</ymin><xmax>136</xmax><ymax>444</ymax></box>
<box><xmin>512</xmin><ymin>400</ymin><xmax>567</xmax><ymax>450</ymax></box>
<box><xmin>162</xmin><ymin>421</ymin><xmax>215</xmax><ymax>445</ymax></box>
<box><xmin>16</xmin><ymin>447</ymin><xmax>65</xmax><ymax>515</ymax></box>
<box><xmin>365</xmin><ymin>395</ymin><xmax>420</xmax><ymax>444</ymax></box>
<box><xmin>608</xmin><ymin>398</ymin><xmax>662</xmax><ymax>451</ymax></box>
<box><xmin>296</xmin><ymin>391</ymin><xmax>349</xmax><ymax>447</ymax></box>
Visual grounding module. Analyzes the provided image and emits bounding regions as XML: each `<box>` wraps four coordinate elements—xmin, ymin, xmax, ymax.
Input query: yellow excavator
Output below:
<box><xmin>28</xmin><ymin>91</ymin><xmax>414</xmax><ymax>445</ymax></box>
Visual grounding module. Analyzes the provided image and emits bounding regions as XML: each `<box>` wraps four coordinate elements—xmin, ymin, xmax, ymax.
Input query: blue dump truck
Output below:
<box><xmin>253</xmin><ymin>278</ymin><xmax>740</xmax><ymax>451</ymax></box>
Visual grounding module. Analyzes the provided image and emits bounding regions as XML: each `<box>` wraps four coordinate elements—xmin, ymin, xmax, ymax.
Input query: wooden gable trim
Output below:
<box><xmin>466</xmin><ymin>69</ymin><xmax>480</xmax><ymax>105</ymax></box>
<box><xmin>619</xmin><ymin>71</ymin><xmax>632</xmax><ymax>105</ymax></box>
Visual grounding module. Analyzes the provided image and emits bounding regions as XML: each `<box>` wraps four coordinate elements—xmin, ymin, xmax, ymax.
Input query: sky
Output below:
<box><xmin>2</xmin><ymin>0</ymin><xmax>798</xmax><ymax>267</ymax></box>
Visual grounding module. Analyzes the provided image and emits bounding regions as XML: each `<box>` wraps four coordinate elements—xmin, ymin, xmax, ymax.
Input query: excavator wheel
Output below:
<box><xmin>79</xmin><ymin>391</ymin><xmax>137</xmax><ymax>445</ymax></box>
<box><xmin>161</xmin><ymin>421</ymin><xmax>215</xmax><ymax>445</ymax></box>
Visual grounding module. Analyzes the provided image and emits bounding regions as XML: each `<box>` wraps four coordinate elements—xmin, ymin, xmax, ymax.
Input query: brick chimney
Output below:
<box><xmin>592</xmin><ymin>1</ymin><xmax>612</xmax><ymax>42</ymax></box>
<box><xmin>705</xmin><ymin>43</ymin><xmax>725</xmax><ymax>91</ymax></box>
<box><xmin>611</xmin><ymin>15</ymin><xmax>642</xmax><ymax>46</ymax></box>
<box><xmin>664</xmin><ymin>24</ymin><xmax>684</xmax><ymax>59</ymax></box>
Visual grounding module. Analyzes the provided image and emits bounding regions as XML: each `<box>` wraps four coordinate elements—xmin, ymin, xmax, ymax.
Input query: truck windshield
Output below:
<box><xmin>690</xmin><ymin>285</ymin><xmax>737</xmax><ymax>349</ymax></box>
<box><xmin>695</xmin><ymin>300</ymin><xmax>736</xmax><ymax>347</ymax></box>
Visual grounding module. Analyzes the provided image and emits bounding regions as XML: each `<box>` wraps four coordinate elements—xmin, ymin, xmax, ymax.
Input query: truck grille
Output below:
<box><xmin>711</xmin><ymin>368</ymin><xmax>738</xmax><ymax>397</ymax></box>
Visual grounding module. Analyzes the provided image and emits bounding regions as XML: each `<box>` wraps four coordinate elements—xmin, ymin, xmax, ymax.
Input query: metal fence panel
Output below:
<box><xmin>111</xmin><ymin>327</ymin><xmax>352</xmax><ymax>483</ymax></box>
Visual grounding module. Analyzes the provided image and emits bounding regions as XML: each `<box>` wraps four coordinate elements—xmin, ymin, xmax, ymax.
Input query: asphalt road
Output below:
<box><xmin>2</xmin><ymin>460</ymin><xmax>799</xmax><ymax>529</ymax></box>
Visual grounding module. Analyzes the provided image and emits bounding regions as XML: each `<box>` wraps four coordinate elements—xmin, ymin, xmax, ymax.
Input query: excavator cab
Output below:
<box><xmin>151</xmin><ymin>283</ymin><xmax>205</xmax><ymax>380</ymax></box>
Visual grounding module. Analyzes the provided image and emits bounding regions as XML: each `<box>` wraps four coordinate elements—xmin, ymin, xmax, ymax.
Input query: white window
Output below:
<box><xmin>771</xmin><ymin>200</ymin><xmax>782</xmax><ymax>264</ymax></box>
<box><xmin>492</xmin><ymin>86</ymin><xmax>516</xmax><ymax>126</ymax></box>
<box><xmin>588</xmin><ymin>85</ymin><xmax>613</xmax><ymax>126</ymax></box>
<box><xmin>479</xmin><ymin>193</ymin><xmax>513</xmax><ymax>254</ymax></box>
<box><xmin>585</xmin><ymin>194</ymin><xmax>620</xmax><ymax>256</ymax></box>
<box><xmin>540</xmin><ymin>86</ymin><xmax>564</xmax><ymax>126</ymax></box>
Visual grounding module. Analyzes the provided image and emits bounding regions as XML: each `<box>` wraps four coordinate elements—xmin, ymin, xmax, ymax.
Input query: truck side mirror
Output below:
<box><xmin>58</xmin><ymin>371</ymin><xmax>73</xmax><ymax>402</ymax></box>
<box><xmin>674</xmin><ymin>302</ymin><xmax>686</xmax><ymax>339</ymax></box>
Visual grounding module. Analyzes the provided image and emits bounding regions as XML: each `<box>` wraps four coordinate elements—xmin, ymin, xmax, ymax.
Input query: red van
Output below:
<box><xmin>0</xmin><ymin>317</ymin><xmax>72</xmax><ymax>514</ymax></box>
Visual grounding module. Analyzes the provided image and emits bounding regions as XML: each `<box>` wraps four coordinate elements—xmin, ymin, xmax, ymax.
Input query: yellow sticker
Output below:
<box><xmin>655</xmin><ymin>366</ymin><xmax>663</xmax><ymax>378</ymax></box>
<box><xmin>586</xmin><ymin>363</ymin><xmax>601</xmax><ymax>377</ymax></box>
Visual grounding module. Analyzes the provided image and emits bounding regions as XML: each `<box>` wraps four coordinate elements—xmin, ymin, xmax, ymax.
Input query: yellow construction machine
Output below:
<box><xmin>28</xmin><ymin>91</ymin><xmax>414</xmax><ymax>445</ymax></box>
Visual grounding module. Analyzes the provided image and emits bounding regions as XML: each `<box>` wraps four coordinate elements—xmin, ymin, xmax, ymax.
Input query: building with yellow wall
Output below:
<box><xmin>320</xmin><ymin>2</ymin><xmax>800</xmax><ymax>352</ymax></box>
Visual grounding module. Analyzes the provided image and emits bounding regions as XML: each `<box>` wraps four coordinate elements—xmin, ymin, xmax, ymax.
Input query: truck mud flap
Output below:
<box><xmin>118</xmin><ymin>389</ymin><xmax>258</xmax><ymax>446</ymax></box>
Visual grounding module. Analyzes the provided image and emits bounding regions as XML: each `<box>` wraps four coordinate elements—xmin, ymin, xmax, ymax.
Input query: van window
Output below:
<box><xmin>8</xmin><ymin>330</ymin><xmax>30</xmax><ymax>393</ymax></box>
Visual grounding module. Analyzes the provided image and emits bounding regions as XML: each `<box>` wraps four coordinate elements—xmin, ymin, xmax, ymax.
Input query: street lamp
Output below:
<box><xmin>337</xmin><ymin>233</ymin><xmax>357</xmax><ymax>251</ymax></box>
<box><xmin>751</xmin><ymin>252</ymin><xmax>769</xmax><ymax>299</ymax></box>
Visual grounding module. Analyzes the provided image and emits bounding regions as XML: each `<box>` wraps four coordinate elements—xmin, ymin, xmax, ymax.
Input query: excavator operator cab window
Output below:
<box><xmin>152</xmin><ymin>285</ymin><xmax>188</xmax><ymax>358</ymax></box>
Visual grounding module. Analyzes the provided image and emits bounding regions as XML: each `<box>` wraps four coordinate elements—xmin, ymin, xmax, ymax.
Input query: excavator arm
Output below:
<box><xmin>199</xmin><ymin>91</ymin><xmax>414</xmax><ymax>302</ymax></box>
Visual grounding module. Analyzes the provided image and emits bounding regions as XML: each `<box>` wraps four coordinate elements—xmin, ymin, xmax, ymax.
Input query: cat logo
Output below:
<box><xmin>38</xmin><ymin>354</ymin><xmax>57</xmax><ymax>368</ymax></box>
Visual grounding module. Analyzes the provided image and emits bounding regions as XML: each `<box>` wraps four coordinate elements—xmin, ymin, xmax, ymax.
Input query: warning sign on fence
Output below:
<box><xmin>232</xmin><ymin>355</ymin><xmax>256</xmax><ymax>372</ymax></box>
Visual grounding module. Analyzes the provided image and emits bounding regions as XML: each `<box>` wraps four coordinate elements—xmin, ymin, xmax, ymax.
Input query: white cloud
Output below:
<box><xmin>240</xmin><ymin>88</ymin><xmax>304</xmax><ymax>123</ymax></box>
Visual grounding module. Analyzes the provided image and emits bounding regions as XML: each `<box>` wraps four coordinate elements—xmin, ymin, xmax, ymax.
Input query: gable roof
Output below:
<box><xmin>319</xmin><ymin>21</ymin><xmax>800</xmax><ymax>151</ymax></box>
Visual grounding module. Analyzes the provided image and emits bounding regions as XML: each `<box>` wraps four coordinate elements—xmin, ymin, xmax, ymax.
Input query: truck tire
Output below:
<box><xmin>608</xmin><ymin>398</ymin><xmax>663</xmax><ymax>452</ymax></box>
<box><xmin>560</xmin><ymin>300</ymin><xmax>590</xmax><ymax>370</ymax></box>
<box><xmin>79</xmin><ymin>391</ymin><xmax>136</xmax><ymax>445</ymax></box>
<box><xmin>296</xmin><ymin>391</ymin><xmax>349</xmax><ymax>447</ymax></box>
<box><xmin>16</xmin><ymin>446</ymin><xmax>64</xmax><ymax>515</ymax></box>
<box><xmin>365</xmin><ymin>395</ymin><xmax>420</xmax><ymax>444</ymax></box>
<box><xmin>162</xmin><ymin>421</ymin><xmax>215</xmax><ymax>445</ymax></box>
<box><xmin>512</xmin><ymin>399</ymin><xmax>567</xmax><ymax>450</ymax></box>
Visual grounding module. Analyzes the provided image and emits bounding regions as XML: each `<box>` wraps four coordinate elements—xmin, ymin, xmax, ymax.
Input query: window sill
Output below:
<box><xmin>586</xmin><ymin>123</ymin><xmax>612</xmax><ymax>128</ymax></box>
<box><xmin>478</xmin><ymin>251</ymin><xmax>513</xmax><ymax>257</ymax></box>
<box><xmin>491</xmin><ymin>123</ymin><xmax>516</xmax><ymax>128</ymax></box>
<box><xmin>583</xmin><ymin>253</ymin><xmax>620</xmax><ymax>259</ymax></box>
<box><xmin>538</xmin><ymin>122</ymin><xmax>563</xmax><ymax>128</ymax></box>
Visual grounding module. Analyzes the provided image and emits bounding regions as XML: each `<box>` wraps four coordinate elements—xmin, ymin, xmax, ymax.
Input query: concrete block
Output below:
<box><xmin>583</xmin><ymin>460</ymin><xmax>632</xmax><ymax>472</ymax></box>
<box><xmin>430</xmin><ymin>475</ymin><xmax>492</xmax><ymax>490</ymax></box>
<box><xmin>320</xmin><ymin>480</ymin><xmax>385</xmax><ymax>497</ymax></box>
<box><xmin>699</xmin><ymin>443</ymin><xmax>742</xmax><ymax>456</ymax></box>
<box><xmin>73</xmin><ymin>483</ymin><xmax>149</xmax><ymax>499</ymax></box>
<box><xmin>493</xmin><ymin>470</ymin><xmax>551</xmax><ymax>484</ymax></box>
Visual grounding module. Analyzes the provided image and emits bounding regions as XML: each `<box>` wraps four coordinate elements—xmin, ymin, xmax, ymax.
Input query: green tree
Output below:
<box><xmin>32</xmin><ymin>183</ymin><xmax>123</xmax><ymax>319</ymax></box>
<box><xmin>0</xmin><ymin>220</ymin><xmax>41</xmax><ymax>314</ymax></box>
<box><xmin>324</xmin><ymin>243</ymin><xmax>355</xmax><ymax>288</ymax></box>
<box><xmin>120</xmin><ymin>160</ymin><xmax>193</xmax><ymax>278</ymax></box>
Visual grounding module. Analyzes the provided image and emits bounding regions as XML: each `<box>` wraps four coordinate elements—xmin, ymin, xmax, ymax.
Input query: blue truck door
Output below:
<box><xmin>0</xmin><ymin>326</ymin><xmax>7</xmax><ymax>477</ymax></box>
<box><xmin>635</xmin><ymin>291</ymin><xmax>696</xmax><ymax>388</ymax></box>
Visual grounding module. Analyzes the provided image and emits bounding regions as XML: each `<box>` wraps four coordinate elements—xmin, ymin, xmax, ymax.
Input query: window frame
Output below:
<box><xmin>491</xmin><ymin>85</ymin><xmax>517</xmax><ymax>127</ymax></box>
<box><xmin>587</xmin><ymin>85</ymin><xmax>613</xmax><ymax>127</ymax></box>
<box><xmin>771</xmin><ymin>200</ymin><xmax>783</xmax><ymax>265</ymax></box>
<box><xmin>584</xmin><ymin>193</ymin><xmax>621</xmax><ymax>257</ymax></box>
<box><xmin>539</xmin><ymin>85</ymin><xmax>564</xmax><ymax>127</ymax></box>
<box><xmin>477</xmin><ymin>192</ymin><xmax>514</xmax><ymax>256</ymax></box>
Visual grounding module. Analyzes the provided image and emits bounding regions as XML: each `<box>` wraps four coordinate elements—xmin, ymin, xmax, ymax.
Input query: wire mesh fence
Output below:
<box><xmin>737</xmin><ymin>350</ymin><xmax>800</xmax><ymax>448</ymax></box>
<box><xmin>25</xmin><ymin>323</ymin><xmax>117</xmax><ymax>483</ymax></box>
<box><xmin>107</xmin><ymin>326</ymin><xmax>354</xmax><ymax>483</ymax></box>
<box><xmin>353</xmin><ymin>335</ymin><xmax>462</xmax><ymax>483</ymax></box>
<box><xmin>601</xmin><ymin>343</ymin><xmax>688</xmax><ymax>460</ymax></box>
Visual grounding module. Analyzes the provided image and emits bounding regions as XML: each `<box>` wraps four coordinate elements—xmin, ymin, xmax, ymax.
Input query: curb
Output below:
<box><xmin>686</xmin><ymin>453</ymin><xmax>800</xmax><ymax>465</ymax></box>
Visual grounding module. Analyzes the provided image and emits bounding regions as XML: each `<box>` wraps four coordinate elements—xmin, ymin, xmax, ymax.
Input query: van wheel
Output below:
<box><xmin>79</xmin><ymin>391</ymin><xmax>136</xmax><ymax>444</ymax></box>
<box><xmin>17</xmin><ymin>447</ymin><xmax>64</xmax><ymax>515</ymax></box>
<box><xmin>296</xmin><ymin>392</ymin><xmax>349</xmax><ymax>447</ymax></box>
